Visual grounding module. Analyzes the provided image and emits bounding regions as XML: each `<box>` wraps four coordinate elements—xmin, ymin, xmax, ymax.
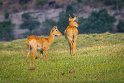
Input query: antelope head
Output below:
<box><xmin>50</xmin><ymin>26</ymin><xmax>62</xmax><ymax>36</ymax></box>
<box><xmin>69</xmin><ymin>15</ymin><xmax>78</xmax><ymax>27</ymax></box>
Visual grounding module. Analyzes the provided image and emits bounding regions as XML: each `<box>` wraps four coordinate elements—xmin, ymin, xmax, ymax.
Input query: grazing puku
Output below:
<box><xmin>64</xmin><ymin>15</ymin><xmax>78</xmax><ymax>56</ymax></box>
<box><xmin>26</xmin><ymin>26</ymin><xmax>62</xmax><ymax>66</ymax></box>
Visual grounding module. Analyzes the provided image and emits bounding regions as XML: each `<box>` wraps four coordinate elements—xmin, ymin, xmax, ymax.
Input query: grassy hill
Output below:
<box><xmin>0</xmin><ymin>33</ymin><xmax>124</xmax><ymax>83</ymax></box>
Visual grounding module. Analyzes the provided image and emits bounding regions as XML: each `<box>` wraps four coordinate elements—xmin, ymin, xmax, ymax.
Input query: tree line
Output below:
<box><xmin>0</xmin><ymin>0</ymin><xmax>124</xmax><ymax>41</ymax></box>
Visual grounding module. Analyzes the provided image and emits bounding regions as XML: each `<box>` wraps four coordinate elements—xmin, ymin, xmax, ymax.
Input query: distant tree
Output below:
<box><xmin>0</xmin><ymin>21</ymin><xmax>14</xmax><ymax>41</ymax></box>
<box><xmin>20</xmin><ymin>13</ymin><xmax>40</xmax><ymax>35</ymax></box>
<box><xmin>77</xmin><ymin>0</ymin><xmax>82</xmax><ymax>3</ymax></box>
<box><xmin>36</xmin><ymin>0</ymin><xmax>48</xmax><ymax>6</ymax></box>
<box><xmin>57</xmin><ymin>11</ymin><xmax>69</xmax><ymax>34</ymax></box>
<box><xmin>102</xmin><ymin>0</ymin><xmax>124</xmax><ymax>14</ymax></box>
<box><xmin>0</xmin><ymin>0</ymin><xmax>3</xmax><ymax>5</ymax></box>
<box><xmin>66</xmin><ymin>4</ymin><xmax>75</xmax><ymax>15</ymax></box>
<box><xmin>117</xmin><ymin>20</ymin><xmax>124</xmax><ymax>32</ymax></box>
<box><xmin>57</xmin><ymin>4</ymin><xmax>76</xmax><ymax>34</ymax></box>
<box><xmin>42</xmin><ymin>4</ymin><xmax>76</xmax><ymax>35</ymax></box>
<box><xmin>42</xmin><ymin>19</ymin><xmax>57</xmax><ymax>35</ymax></box>
<box><xmin>19</xmin><ymin>0</ymin><xmax>31</xmax><ymax>5</ymax></box>
<box><xmin>21</xmin><ymin>13</ymin><xmax>32</xmax><ymax>21</ymax></box>
<box><xmin>102</xmin><ymin>0</ymin><xmax>116</xmax><ymax>5</ymax></box>
<box><xmin>79</xmin><ymin>9</ymin><xmax>116</xmax><ymax>33</ymax></box>
<box><xmin>4</xmin><ymin>11</ymin><xmax>9</xmax><ymax>20</ymax></box>
<box><xmin>20</xmin><ymin>20</ymin><xmax>40</xmax><ymax>33</ymax></box>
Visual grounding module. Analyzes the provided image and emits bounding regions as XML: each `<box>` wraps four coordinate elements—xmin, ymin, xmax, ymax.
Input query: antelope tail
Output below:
<box><xmin>72</xmin><ymin>35</ymin><xmax>74</xmax><ymax>43</ymax></box>
<box><xmin>64</xmin><ymin>30</ymin><xmax>67</xmax><ymax>39</ymax></box>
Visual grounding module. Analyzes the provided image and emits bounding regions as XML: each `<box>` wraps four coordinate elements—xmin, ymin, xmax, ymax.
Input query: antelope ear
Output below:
<box><xmin>52</xmin><ymin>26</ymin><xmax>56</xmax><ymax>29</ymax></box>
<box><xmin>69</xmin><ymin>17</ymin><xmax>72</xmax><ymax>21</ymax></box>
<box><xmin>73</xmin><ymin>16</ymin><xmax>78</xmax><ymax>21</ymax></box>
<box><xmin>51</xmin><ymin>28</ymin><xmax>54</xmax><ymax>33</ymax></box>
<box><xmin>51</xmin><ymin>26</ymin><xmax>55</xmax><ymax>32</ymax></box>
<box><xmin>53</xmin><ymin>26</ymin><xmax>56</xmax><ymax>28</ymax></box>
<box><xmin>54</xmin><ymin>26</ymin><xmax>58</xmax><ymax>29</ymax></box>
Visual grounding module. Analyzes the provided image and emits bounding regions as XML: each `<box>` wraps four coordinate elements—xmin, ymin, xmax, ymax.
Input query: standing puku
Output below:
<box><xmin>64</xmin><ymin>15</ymin><xmax>78</xmax><ymax>56</ymax></box>
<box><xmin>26</xmin><ymin>26</ymin><xmax>62</xmax><ymax>66</ymax></box>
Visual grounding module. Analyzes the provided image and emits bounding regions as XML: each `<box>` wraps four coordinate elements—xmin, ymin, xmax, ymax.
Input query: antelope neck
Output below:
<box><xmin>69</xmin><ymin>25</ymin><xmax>77</xmax><ymax>28</ymax></box>
<box><xmin>69</xmin><ymin>21</ymin><xmax>77</xmax><ymax>27</ymax></box>
<box><xmin>48</xmin><ymin>33</ymin><xmax>55</xmax><ymax>45</ymax></box>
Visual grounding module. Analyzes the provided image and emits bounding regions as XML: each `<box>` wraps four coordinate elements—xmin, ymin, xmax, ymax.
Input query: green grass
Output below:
<box><xmin>0</xmin><ymin>33</ymin><xmax>124</xmax><ymax>83</ymax></box>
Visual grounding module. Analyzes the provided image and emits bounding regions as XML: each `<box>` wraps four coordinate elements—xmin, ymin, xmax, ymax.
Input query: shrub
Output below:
<box><xmin>66</xmin><ymin>4</ymin><xmax>75</xmax><ymax>15</ymax></box>
<box><xmin>57</xmin><ymin>11</ymin><xmax>69</xmax><ymax>34</ymax></box>
<box><xmin>19</xmin><ymin>0</ymin><xmax>31</xmax><ymax>5</ymax></box>
<box><xmin>78</xmin><ymin>9</ymin><xmax>116</xmax><ymax>33</ymax></box>
<box><xmin>20</xmin><ymin>20</ymin><xmax>40</xmax><ymax>32</ymax></box>
<box><xmin>117</xmin><ymin>20</ymin><xmax>124</xmax><ymax>32</ymax></box>
<box><xmin>0</xmin><ymin>0</ymin><xmax>3</xmax><ymax>5</ymax></box>
<box><xmin>0</xmin><ymin>21</ymin><xmax>14</xmax><ymax>41</ymax></box>
<box><xmin>21</xmin><ymin>13</ymin><xmax>31</xmax><ymax>21</ymax></box>
<box><xmin>36</xmin><ymin>0</ymin><xmax>48</xmax><ymax>6</ymax></box>
<box><xmin>4</xmin><ymin>11</ymin><xmax>10</xmax><ymax>20</ymax></box>
<box><xmin>77</xmin><ymin>0</ymin><xmax>82</xmax><ymax>3</ymax></box>
<box><xmin>20</xmin><ymin>13</ymin><xmax>40</xmax><ymax>35</ymax></box>
<box><xmin>102</xmin><ymin>0</ymin><xmax>124</xmax><ymax>10</ymax></box>
<box><xmin>102</xmin><ymin>0</ymin><xmax>116</xmax><ymax>6</ymax></box>
<box><xmin>42</xmin><ymin>19</ymin><xmax>57</xmax><ymax>35</ymax></box>
<box><xmin>57</xmin><ymin>4</ymin><xmax>76</xmax><ymax>34</ymax></box>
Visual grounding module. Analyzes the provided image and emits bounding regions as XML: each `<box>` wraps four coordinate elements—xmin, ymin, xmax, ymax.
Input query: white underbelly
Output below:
<box><xmin>37</xmin><ymin>46</ymin><xmax>42</xmax><ymax>51</ymax></box>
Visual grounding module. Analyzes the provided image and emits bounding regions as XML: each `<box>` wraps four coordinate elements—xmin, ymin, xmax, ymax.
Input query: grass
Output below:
<box><xmin>0</xmin><ymin>33</ymin><xmax>124</xmax><ymax>83</ymax></box>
